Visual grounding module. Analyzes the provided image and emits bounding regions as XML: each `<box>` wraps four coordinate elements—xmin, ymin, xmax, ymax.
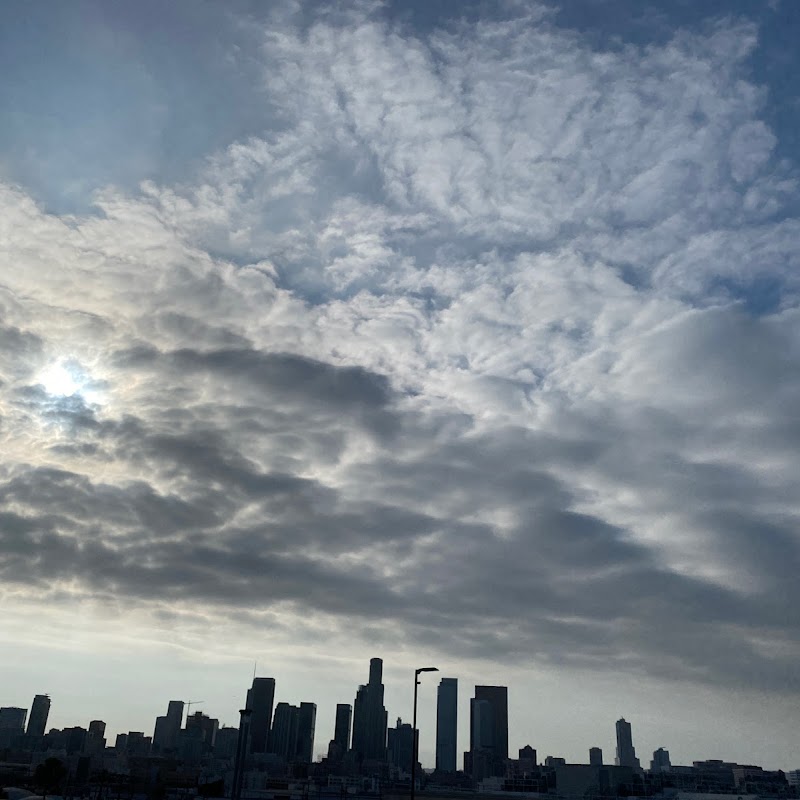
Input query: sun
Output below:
<box><xmin>39</xmin><ymin>362</ymin><xmax>82</xmax><ymax>397</ymax></box>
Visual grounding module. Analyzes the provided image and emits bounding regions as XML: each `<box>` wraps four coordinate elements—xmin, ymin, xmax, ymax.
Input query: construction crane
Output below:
<box><xmin>183</xmin><ymin>699</ymin><xmax>205</xmax><ymax>722</ymax></box>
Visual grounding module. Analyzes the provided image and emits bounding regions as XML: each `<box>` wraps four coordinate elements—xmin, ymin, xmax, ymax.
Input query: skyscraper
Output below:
<box><xmin>589</xmin><ymin>747</ymin><xmax>603</xmax><ymax>766</ymax></box>
<box><xmin>153</xmin><ymin>700</ymin><xmax>184</xmax><ymax>753</ymax></box>
<box><xmin>186</xmin><ymin>711</ymin><xmax>219</xmax><ymax>753</ymax></box>
<box><xmin>296</xmin><ymin>702</ymin><xmax>317</xmax><ymax>763</ymax></box>
<box><xmin>436</xmin><ymin>677</ymin><xmax>458</xmax><ymax>773</ymax></box>
<box><xmin>468</xmin><ymin>686</ymin><xmax>508</xmax><ymax>779</ymax></box>
<box><xmin>247</xmin><ymin>677</ymin><xmax>276</xmax><ymax>754</ymax></box>
<box><xmin>352</xmin><ymin>657</ymin><xmax>388</xmax><ymax>762</ymax></box>
<box><xmin>0</xmin><ymin>707</ymin><xmax>27</xmax><ymax>730</ymax></box>
<box><xmin>334</xmin><ymin>703</ymin><xmax>352</xmax><ymax>752</ymax></box>
<box><xmin>651</xmin><ymin>747</ymin><xmax>671</xmax><ymax>772</ymax></box>
<box><xmin>271</xmin><ymin>703</ymin><xmax>300</xmax><ymax>760</ymax></box>
<box><xmin>387</xmin><ymin>718</ymin><xmax>415</xmax><ymax>773</ymax></box>
<box><xmin>615</xmin><ymin>718</ymin><xmax>641</xmax><ymax>770</ymax></box>
<box><xmin>26</xmin><ymin>695</ymin><xmax>50</xmax><ymax>738</ymax></box>
<box><xmin>86</xmin><ymin>720</ymin><xmax>106</xmax><ymax>754</ymax></box>
<box><xmin>0</xmin><ymin>708</ymin><xmax>27</xmax><ymax>748</ymax></box>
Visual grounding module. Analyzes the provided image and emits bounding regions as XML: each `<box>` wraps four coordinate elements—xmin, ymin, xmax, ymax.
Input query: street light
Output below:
<box><xmin>411</xmin><ymin>667</ymin><xmax>439</xmax><ymax>800</ymax></box>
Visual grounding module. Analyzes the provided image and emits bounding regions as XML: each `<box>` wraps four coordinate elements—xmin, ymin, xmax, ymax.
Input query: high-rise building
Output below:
<box><xmin>589</xmin><ymin>747</ymin><xmax>603</xmax><ymax>766</ymax></box>
<box><xmin>247</xmin><ymin>677</ymin><xmax>276</xmax><ymax>754</ymax></box>
<box><xmin>468</xmin><ymin>686</ymin><xmax>508</xmax><ymax>779</ymax></box>
<box><xmin>153</xmin><ymin>700</ymin><xmax>184</xmax><ymax>753</ymax></box>
<box><xmin>615</xmin><ymin>718</ymin><xmax>641</xmax><ymax>770</ymax></box>
<box><xmin>334</xmin><ymin>703</ymin><xmax>352</xmax><ymax>752</ymax></box>
<box><xmin>167</xmin><ymin>701</ymin><xmax>184</xmax><ymax>730</ymax></box>
<box><xmin>186</xmin><ymin>711</ymin><xmax>219</xmax><ymax>753</ymax></box>
<box><xmin>352</xmin><ymin>657</ymin><xmax>388</xmax><ymax>762</ymax></box>
<box><xmin>86</xmin><ymin>720</ymin><xmax>106</xmax><ymax>754</ymax></box>
<box><xmin>0</xmin><ymin>707</ymin><xmax>27</xmax><ymax>730</ymax></box>
<box><xmin>651</xmin><ymin>747</ymin><xmax>671</xmax><ymax>772</ymax></box>
<box><xmin>64</xmin><ymin>726</ymin><xmax>88</xmax><ymax>754</ymax></box>
<box><xmin>26</xmin><ymin>695</ymin><xmax>50</xmax><ymax>738</ymax></box>
<box><xmin>215</xmin><ymin>726</ymin><xmax>240</xmax><ymax>759</ymax></box>
<box><xmin>435</xmin><ymin>678</ymin><xmax>458</xmax><ymax>773</ymax></box>
<box><xmin>124</xmin><ymin>731</ymin><xmax>151</xmax><ymax>756</ymax></box>
<box><xmin>0</xmin><ymin>707</ymin><xmax>27</xmax><ymax>748</ymax></box>
<box><xmin>387</xmin><ymin>718</ymin><xmax>415</xmax><ymax>773</ymax></box>
<box><xmin>271</xmin><ymin>703</ymin><xmax>300</xmax><ymax>760</ymax></box>
<box><xmin>296</xmin><ymin>702</ymin><xmax>316</xmax><ymax>763</ymax></box>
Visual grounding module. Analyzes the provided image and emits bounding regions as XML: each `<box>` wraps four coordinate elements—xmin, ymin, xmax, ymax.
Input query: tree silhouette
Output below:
<box><xmin>34</xmin><ymin>758</ymin><xmax>68</xmax><ymax>793</ymax></box>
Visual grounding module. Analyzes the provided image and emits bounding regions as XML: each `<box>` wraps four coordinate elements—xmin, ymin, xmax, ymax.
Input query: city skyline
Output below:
<box><xmin>2</xmin><ymin>660</ymin><xmax>798</xmax><ymax>773</ymax></box>
<box><xmin>2</xmin><ymin>0</ymin><xmax>800</xmax><ymax>776</ymax></box>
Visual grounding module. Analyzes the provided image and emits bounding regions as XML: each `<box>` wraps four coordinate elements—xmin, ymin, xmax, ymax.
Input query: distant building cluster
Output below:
<box><xmin>1</xmin><ymin>661</ymin><xmax>797</xmax><ymax>800</ymax></box>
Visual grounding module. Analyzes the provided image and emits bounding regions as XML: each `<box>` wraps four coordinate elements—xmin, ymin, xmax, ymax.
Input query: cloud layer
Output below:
<box><xmin>1</xmin><ymin>0</ymin><xmax>799</xmax><ymax>764</ymax></box>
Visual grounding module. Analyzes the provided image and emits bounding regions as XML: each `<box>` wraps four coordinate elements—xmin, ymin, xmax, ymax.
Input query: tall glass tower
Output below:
<box><xmin>247</xmin><ymin>677</ymin><xmax>276</xmax><ymax>753</ymax></box>
<box><xmin>435</xmin><ymin>678</ymin><xmax>458</xmax><ymax>772</ymax></box>
<box><xmin>26</xmin><ymin>695</ymin><xmax>51</xmax><ymax>738</ymax></box>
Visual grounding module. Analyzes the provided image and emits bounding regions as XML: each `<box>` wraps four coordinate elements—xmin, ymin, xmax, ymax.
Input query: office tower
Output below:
<box><xmin>153</xmin><ymin>700</ymin><xmax>184</xmax><ymax>753</ymax></box>
<box><xmin>271</xmin><ymin>703</ymin><xmax>300</xmax><ymax>760</ymax></box>
<box><xmin>186</xmin><ymin>711</ymin><xmax>219</xmax><ymax>753</ymax></box>
<box><xmin>475</xmin><ymin>686</ymin><xmax>508</xmax><ymax>760</ymax></box>
<box><xmin>0</xmin><ymin>707</ymin><xmax>27</xmax><ymax>748</ymax></box>
<box><xmin>590</xmin><ymin>747</ymin><xmax>603</xmax><ymax>766</ymax></box>
<box><xmin>334</xmin><ymin>703</ymin><xmax>352</xmax><ymax>752</ymax></box>
<box><xmin>651</xmin><ymin>747</ymin><xmax>671</xmax><ymax>772</ymax></box>
<box><xmin>216</xmin><ymin>726</ymin><xmax>240</xmax><ymax>759</ymax></box>
<box><xmin>247</xmin><ymin>677</ymin><xmax>276</xmax><ymax>754</ymax></box>
<box><xmin>352</xmin><ymin>657</ymin><xmax>388</xmax><ymax>761</ymax></box>
<box><xmin>296</xmin><ymin>702</ymin><xmax>316</xmax><ymax>763</ymax></box>
<box><xmin>115</xmin><ymin>733</ymin><xmax>129</xmax><ymax>751</ymax></box>
<box><xmin>615</xmin><ymin>718</ymin><xmax>640</xmax><ymax>770</ymax></box>
<box><xmin>519</xmin><ymin>745</ymin><xmax>537</xmax><ymax>768</ymax></box>
<box><xmin>468</xmin><ymin>686</ymin><xmax>508</xmax><ymax>779</ymax></box>
<box><xmin>124</xmin><ymin>731</ymin><xmax>151</xmax><ymax>756</ymax></box>
<box><xmin>0</xmin><ymin>707</ymin><xmax>27</xmax><ymax>730</ymax></box>
<box><xmin>27</xmin><ymin>695</ymin><xmax>50</xmax><ymax>738</ymax></box>
<box><xmin>86</xmin><ymin>720</ymin><xmax>106</xmax><ymax>754</ymax></box>
<box><xmin>545</xmin><ymin>756</ymin><xmax>566</xmax><ymax>767</ymax></box>
<box><xmin>436</xmin><ymin>678</ymin><xmax>458</xmax><ymax>773</ymax></box>
<box><xmin>65</xmin><ymin>726</ymin><xmax>88</xmax><ymax>754</ymax></box>
<box><xmin>167</xmin><ymin>700</ymin><xmax>184</xmax><ymax>725</ymax></box>
<box><xmin>387</xmin><ymin>718</ymin><xmax>415</xmax><ymax>773</ymax></box>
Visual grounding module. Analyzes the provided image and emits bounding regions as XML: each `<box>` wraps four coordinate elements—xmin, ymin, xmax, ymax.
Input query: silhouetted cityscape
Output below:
<box><xmin>2</xmin><ymin>658</ymin><xmax>798</xmax><ymax>800</ymax></box>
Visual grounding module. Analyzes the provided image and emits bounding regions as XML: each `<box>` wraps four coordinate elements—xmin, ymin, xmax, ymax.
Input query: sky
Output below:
<box><xmin>1</xmin><ymin>0</ymin><xmax>799</xmax><ymax>772</ymax></box>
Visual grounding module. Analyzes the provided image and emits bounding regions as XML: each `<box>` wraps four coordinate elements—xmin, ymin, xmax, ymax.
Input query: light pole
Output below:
<box><xmin>411</xmin><ymin>667</ymin><xmax>439</xmax><ymax>800</ymax></box>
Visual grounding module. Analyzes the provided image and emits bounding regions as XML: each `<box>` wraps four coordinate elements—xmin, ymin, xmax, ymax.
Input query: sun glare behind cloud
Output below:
<box><xmin>38</xmin><ymin>362</ymin><xmax>82</xmax><ymax>397</ymax></box>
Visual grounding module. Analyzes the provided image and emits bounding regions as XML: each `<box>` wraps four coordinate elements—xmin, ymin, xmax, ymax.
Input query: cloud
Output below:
<box><xmin>1</xmin><ymin>0</ymin><xmax>800</xmax><ymax>731</ymax></box>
